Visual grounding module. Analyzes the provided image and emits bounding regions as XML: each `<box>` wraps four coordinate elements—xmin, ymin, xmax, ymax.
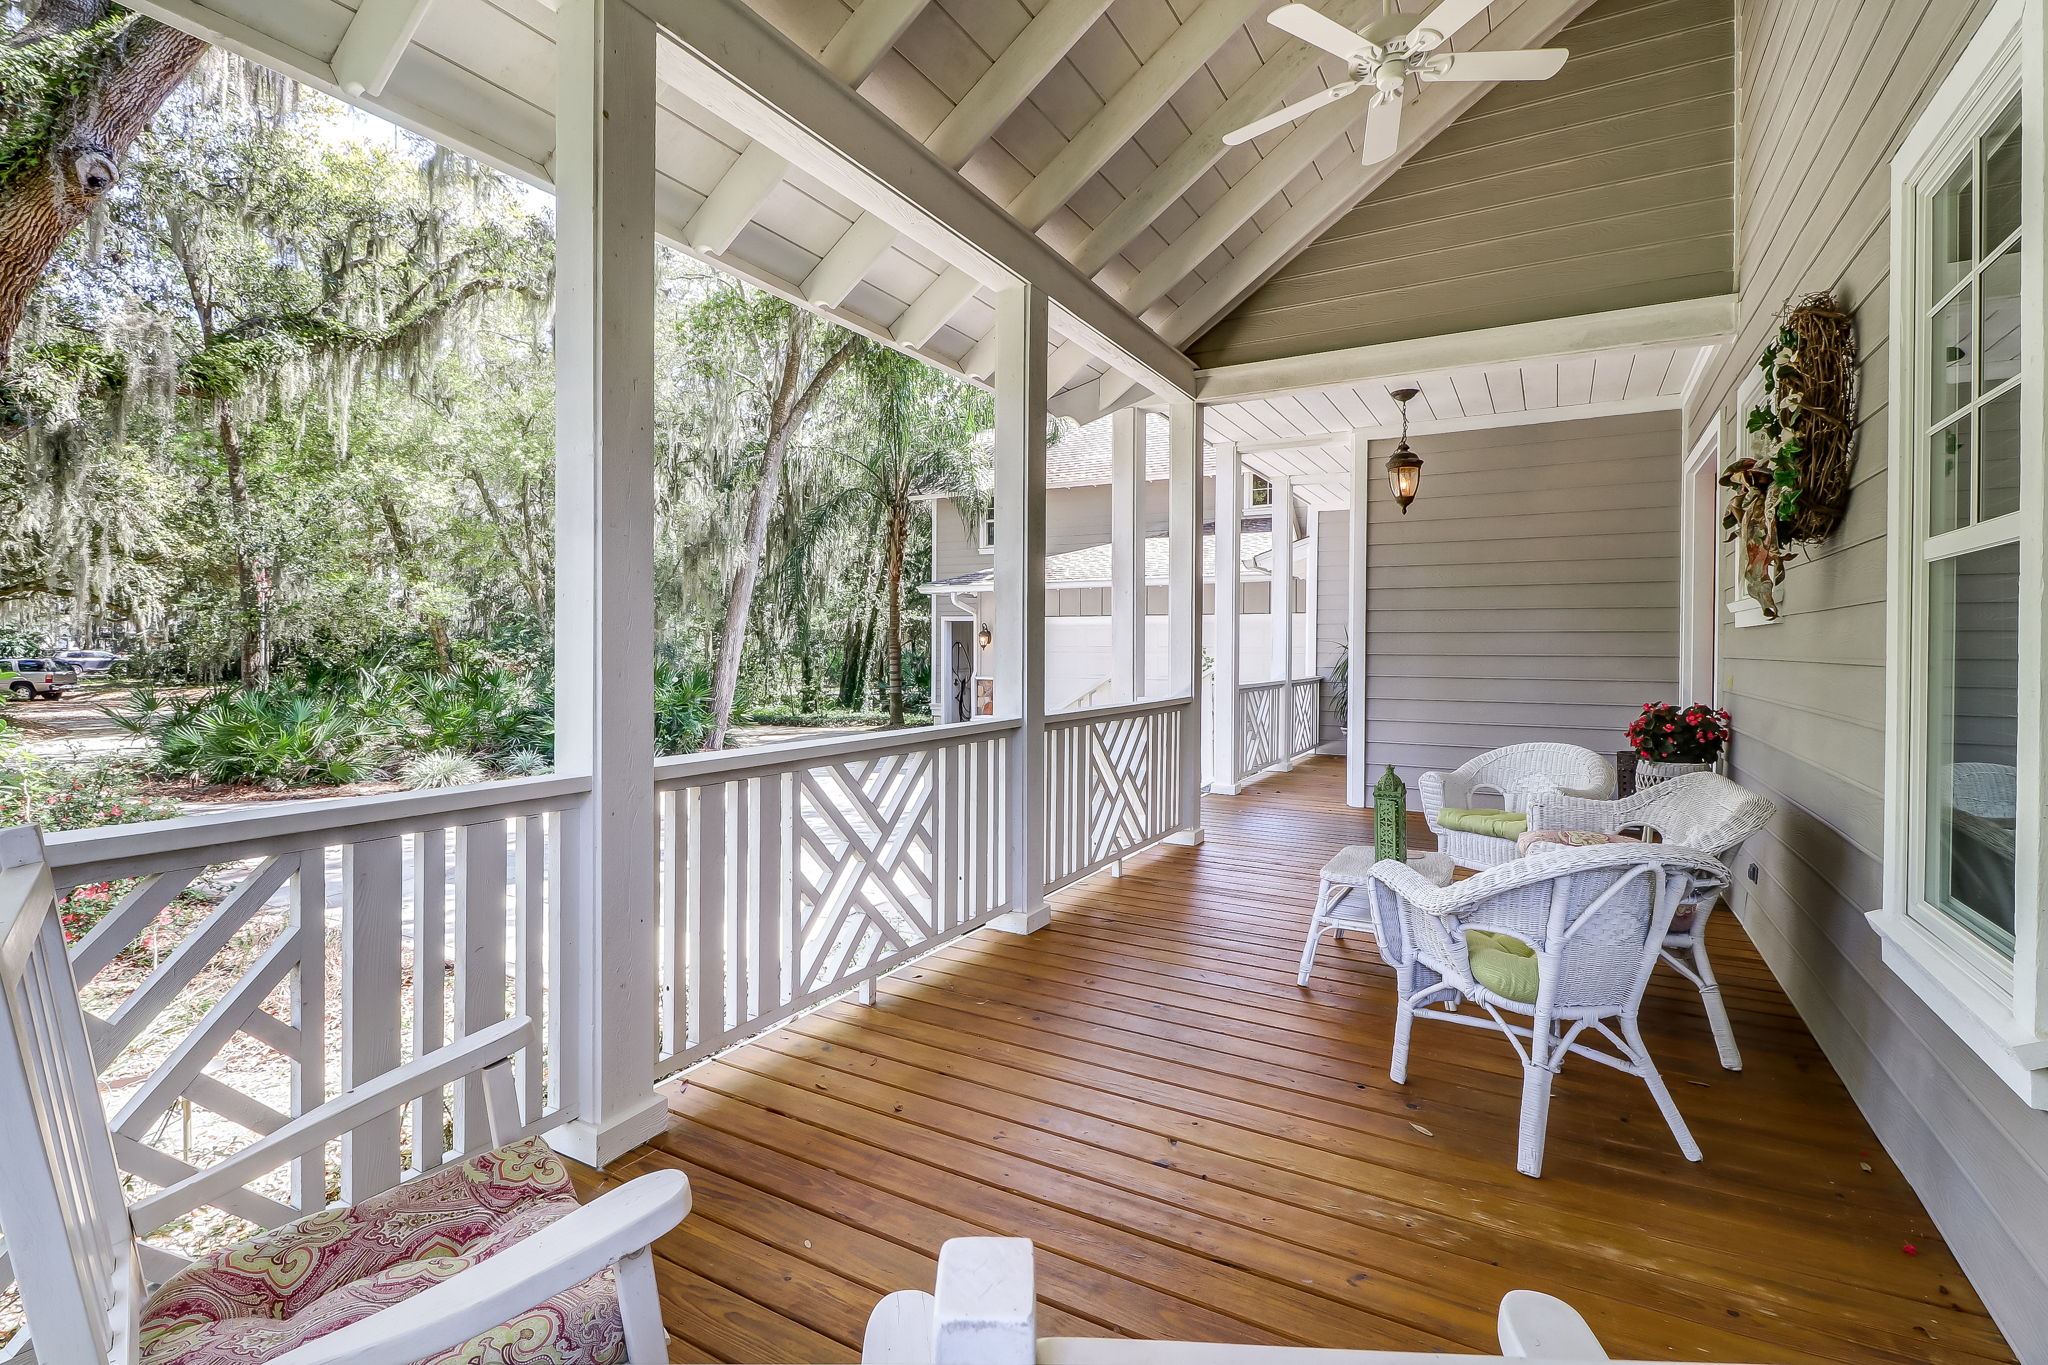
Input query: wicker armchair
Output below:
<box><xmin>1360</xmin><ymin>843</ymin><xmax>1730</xmax><ymax>1178</ymax></box>
<box><xmin>1418</xmin><ymin>745</ymin><xmax>1616</xmax><ymax>870</ymax></box>
<box><xmin>1523</xmin><ymin>773</ymin><xmax>1774</xmax><ymax>1070</ymax></box>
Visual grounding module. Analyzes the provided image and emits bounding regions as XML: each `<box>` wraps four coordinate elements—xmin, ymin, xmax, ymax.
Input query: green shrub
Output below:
<box><xmin>501</xmin><ymin>749</ymin><xmax>551</xmax><ymax>777</ymax></box>
<box><xmin>654</xmin><ymin>661</ymin><xmax>713</xmax><ymax>755</ymax></box>
<box><xmin>397</xmin><ymin>749</ymin><xmax>488</xmax><ymax>790</ymax></box>
<box><xmin>155</xmin><ymin>690</ymin><xmax>392</xmax><ymax>788</ymax></box>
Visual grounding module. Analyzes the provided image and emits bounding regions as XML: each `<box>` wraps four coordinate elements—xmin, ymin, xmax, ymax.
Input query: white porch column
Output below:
<box><xmin>1167</xmin><ymin>400</ymin><xmax>1205</xmax><ymax>843</ymax></box>
<box><xmin>990</xmin><ymin>284</ymin><xmax>1050</xmax><ymax>934</ymax></box>
<box><xmin>1211</xmin><ymin>440</ymin><xmax>1243</xmax><ymax>795</ymax></box>
<box><xmin>1346</xmin><ymin>431</ymin><xmax>1371</xmax><ymax>808</ymax></box>
<box><xmin>1270</xmin><ymin>472</ymin><xmax>1295</xmax><ymax>772</ymax></box>
<box><xmin>551</xmin><ymin>0</ymin><xmax>667</xmax><ymax>1166</ymax></box>
<box><xmin>1305</xmin><ymin>504</ymin><xmax>1323</xmax><ymax>750</ymax></box>
<box><xmin>1109</xmin><ymin>406</ymin><xmax>1146</xmax><ymax>703</ymax></box>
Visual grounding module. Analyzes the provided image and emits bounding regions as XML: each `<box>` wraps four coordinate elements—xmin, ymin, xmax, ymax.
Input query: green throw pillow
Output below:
<box><xmin>1465</xmin><ymin>929</ymin><xmax>1540</xmax><ymax>1003</ymax></box>
<box><xmin>1437</xmin><ymin>808</ymin><xmax>1530</xmax><ymax>840</ymax></box>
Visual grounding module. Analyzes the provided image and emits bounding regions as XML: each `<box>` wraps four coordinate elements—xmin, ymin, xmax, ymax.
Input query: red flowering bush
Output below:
<box><xmin>1628</xmin><ymin>701</ymin><xmax>1732</xmax><ymax>763</ymax></box>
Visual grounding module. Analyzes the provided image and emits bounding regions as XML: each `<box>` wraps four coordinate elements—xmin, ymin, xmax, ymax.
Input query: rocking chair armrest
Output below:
<box><xmin>267</xmin><ymin>1169</ymin><xmax>692</xmax><ymax>1365</ymax></box>
<box><xmin>1523</xmin><ymin>789</ymin><xmax>1632</xmax><ymax>835</ymax></box>
<box><xmin>1417</xmin><ymin>771</ymin><xmax>1460</xmax><ymax>827</ymax></box>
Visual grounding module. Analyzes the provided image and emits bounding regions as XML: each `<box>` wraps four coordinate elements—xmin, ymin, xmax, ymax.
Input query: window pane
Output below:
<box><xmin>1930</xmin><ymin>283</ymin><xmax>1974</xmax><ymax>420</ymax></box>
<box><xmin>1930</xmin><ymin>415</ymin><xmax>1973</xmax><ymax>535</ymax></box>
<box><xmin>1978</xmin><ymin>385</ymin><xmax>2022</xmax><ymax>521</ymax></box>
<box><xmin>1933</xmin><ymin>156</ymin><xmax>1975</xmax><ymax>296</ymax></box>
<box><xmin>1925</xmin><ymin>541</ymin><xmax>2020</xmax><ymax>955</ymax></box>
<box><xmin>1980</xmin><ymin>241</ymin><xmax>2021</xmax><ymax>391</ymax></box>
<box><xmin>1982</xmin><ymin>94</ymin><xmax>2022</xmax><ymax>251</ymax></box>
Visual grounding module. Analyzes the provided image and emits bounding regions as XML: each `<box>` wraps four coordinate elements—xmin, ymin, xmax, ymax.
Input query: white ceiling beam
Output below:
<box><xmin>892</xmin><ymin>266</ymin><xmax>980</xmax><ymax>346</ymax></box>
<box><xmin>1117</xmin><ymin>92</ymin><xmax>1360</xmax><ymax>315</ymax></box>
<box><xmin>682</xmin><ymin>0</ymin><xmax>929</xmax><ymax>253</ymax></box>
<box><xmin>1068</xmin><ymin>0</ymin><xmax>1386</xmax><ymax>277</ymax></box>
<box><xmin>1160</xmin><ymin>0</ymin><xmax>1599</xmax><ymax>346</ymax></box>
<box><xmin>645</xmin><ymin>0</ymin><xmax>1196</xmax><ymax>397</ymax></box>
<box><xmin>803</xmin><ymin>0</ymin><xmax>1116</xmax><ymax>308</ymax></box>
<box><xmin>1196</xmin><ymin>295</ymin><xmax>1741</xmax><ymax>402</ymax></box>
<box><xmin>1229</xmin><ymin>390</ymin><xmax>1691</xmax><ymax>459</ymax></box>
<box><xmin>893</xmin><ymin>0</ymin><xmax>1263</xmax><ymax>349</ymax></box>
<box><xmin>332</xmin><ymin>0</ymin><xmax>439</xmax><ymax>97</ymax></box>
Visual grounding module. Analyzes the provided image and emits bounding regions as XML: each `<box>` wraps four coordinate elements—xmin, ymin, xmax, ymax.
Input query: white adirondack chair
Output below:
<box><xmin>1523</xmin><ymin>773</ymin><xmax>1775</xmax><ymax>1070</ymax></box>
<box><xmin>1418</xmin><ymin>745</ymin><xmax>1617</xmax><ymax>870</ymax></box>
<box><xmin>1361</xmin><ymin>844</ymin><xmax>1729</xmax><ymax>1178</ymax></box>
<box><xmin>862</xmin><ymin>1238</ymin><xmax>1768</xmax><ymax>1365</ymax></box>
<box><xmin>0</xmin><ymin>824</ymin><xmax>688</xmax><ymax>1365</ymax></box>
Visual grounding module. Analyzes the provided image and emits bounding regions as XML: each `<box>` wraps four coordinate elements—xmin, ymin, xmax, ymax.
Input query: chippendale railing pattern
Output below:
<box><xmin>652</xmin><ymin>720</ymin><xmax>1014</xmax><ymax>1074</ymax></box>
<box><xmin>1291</xmin><ymin>677</ymin><xmax>1321</xmax><ymax>759</ymax></box>
<box><xmin>38</xmin><ymin>779</ymin><xmax>585</xmax><ymax>1267</ymax></box>
<box><xmin>1237</xmin><ymin>678</ymin><xmax>1322</xmax><ymax>784</ymax></box>
<box><xmin>1042</xmin><ymin>699</ymin><xmax>1188</xmax><ymax>891</ymax></box>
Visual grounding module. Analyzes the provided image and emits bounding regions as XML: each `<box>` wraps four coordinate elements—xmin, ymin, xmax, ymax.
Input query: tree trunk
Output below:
<box><xmin>380</xmin><ymin>492</ymin><xmax>453</xmax><ymax>668</ymax></box>
<box><xmin>0</xmin><ymin>5</ymin><xmax>207</xmax><ymax>372</ymax></box>
<box><xmin>214</xmin><ymin>401</ymin><xmax>264</xmax><ymax>683</ymax></box>
<box><xmin>706</xmin><ymin>320</ymin><xmax>859</xmax><ymax>748</ymax></box>
<box><xmin>883</xmin><ymin>508</ymin><xmax>905</xmax><ymax>727</ymax></box>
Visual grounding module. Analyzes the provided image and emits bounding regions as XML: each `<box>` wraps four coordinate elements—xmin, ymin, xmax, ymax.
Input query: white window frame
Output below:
<box><xmin>1244</xmin><ymin>471</ymin><xmax>1273</xmax><ymax>512</ymax></box>
<box><xmin>977</xmin><ymin>503</ymin><xmax>995</xmax><ymax>554</ymax></box>
<box><xmin>1725</xmin><ymin>368</ymin><xmax>1778</xmax><ymax>629</ymax></box>
<box><xmin>1874</xmin><ymin>0</ymin><xmax>2048</xmax><ymax>1107</ymax></box>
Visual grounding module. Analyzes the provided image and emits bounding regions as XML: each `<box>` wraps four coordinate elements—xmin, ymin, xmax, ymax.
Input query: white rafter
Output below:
<box><xmin>1068</xmin><ymin>0</ymin><xmax>1386</xmax><ymax>278</ymax></box>
<box><xmin>891</xmin><ymin>0</ymin><xmax>1264</xmax><ymax>348</ymax></box>
<box><xmin>1161</xmin><ymin>0</ymin><xmax>1597</xmax><ymax>346</ymax></box>
<box><xmin>647</xmin><ymin>0</ymin><xmax>1196</xmax><ymax>398</ymax></box>
<box><xmin>801</xmin><ymin>0</ymin><xmax>1117</xmax><ymax>308</ymax></box>
<box><xmin>331</xmin><ymin>0</ymin><xmax>438</xmax><ymax>97</ymax></box>
<box><xmin>682</xmin><ymin>0</ymin><xmax>929</xmax><ymax>254</ymax></box>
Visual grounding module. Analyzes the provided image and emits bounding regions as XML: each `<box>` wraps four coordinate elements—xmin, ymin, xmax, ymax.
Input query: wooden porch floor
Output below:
<box><xmin>577</xmin><ymin>758</ymin><xmax>2015</xmax><ymax>1364</ymax></box>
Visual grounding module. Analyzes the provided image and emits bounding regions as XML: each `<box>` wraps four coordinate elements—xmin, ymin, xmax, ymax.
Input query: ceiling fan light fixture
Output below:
<box><xmin>1385</xmin><ymin>386</ymin><xmax>1424</xmax><ymax>513</ymax></box>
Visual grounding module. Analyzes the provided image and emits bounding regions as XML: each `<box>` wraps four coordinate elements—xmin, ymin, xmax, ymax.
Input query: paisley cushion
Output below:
<box><xmin>139</xmin><ymin>1138</ymin><xmax>627</xmax><ymax>1365</ymax></box>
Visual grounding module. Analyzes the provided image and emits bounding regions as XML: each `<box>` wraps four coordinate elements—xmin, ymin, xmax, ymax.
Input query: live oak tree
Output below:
<box><xmin>0</xmin><ymin>1</ymin><xmax>206</xmax><ymax>378</ymax></box>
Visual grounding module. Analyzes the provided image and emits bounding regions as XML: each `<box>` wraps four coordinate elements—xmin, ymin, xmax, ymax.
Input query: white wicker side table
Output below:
<box><xmin>1297</xmin><ymin>847</ymin><xmax>1456</xmax><ymax>985</ymax></box>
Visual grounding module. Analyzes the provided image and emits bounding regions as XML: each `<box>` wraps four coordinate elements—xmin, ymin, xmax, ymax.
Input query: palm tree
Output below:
<box><xmin>808</xmin><ymin>350</ymin><xmax>990</xmax><ymax>726</ymax></box>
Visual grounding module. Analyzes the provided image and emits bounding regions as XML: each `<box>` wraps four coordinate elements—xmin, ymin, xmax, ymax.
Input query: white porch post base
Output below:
<box><xmin>989</xmin><ymin>905</ymin><xmax>1054</xmax><ymax>935</ymax></box>
<box><xmin>1167</xmin><ymin>827</ymin><xmax>1206</xmax><ymax>846</ymax></box>
<box><xmin>1274</xmin><ymin>758</ymin><xmax>1293</xmax><ymax>773</ymax></box>
<box><xmin>1211</xmin><ymin>779</ymin><xmax>1239</xmax><ymax>796</ymax></box>
<box><xmin>551</xmin><ymin>1091</ymin><xmax>671</xmax><ymax>1168</ymax></box>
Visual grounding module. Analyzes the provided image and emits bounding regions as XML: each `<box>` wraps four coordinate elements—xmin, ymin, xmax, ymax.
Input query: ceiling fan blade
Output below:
<box><xmin>1267</xmin><ymin>3</ymin><xmax>1372</xmax><ymax>58</ymax></box>
<box><xmin>1407</xmin><ymin>0</ymin><xmax>1493</xmax><ymax>48</ymax></box>
<box><xmin>1426</xmin><ymin>48</ymin><xmax>1570</xmax><ymax>81</ymax></box>
<box><xmin>1360</xmin><ymin>92</ymin><xmax>1403</xmax><ymax>164</ymax></box>
<box><xmin>1222</xmin><ymin>81</ymin><xmax>1363</xmax><ymax>145</ymax></box>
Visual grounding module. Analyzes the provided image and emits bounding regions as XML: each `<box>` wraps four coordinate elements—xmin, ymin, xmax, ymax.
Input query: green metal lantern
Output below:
<box><xmin>1374</xmin><ymin>764</ymin><xmax>1408</xmax><ymax>864</ymax></box>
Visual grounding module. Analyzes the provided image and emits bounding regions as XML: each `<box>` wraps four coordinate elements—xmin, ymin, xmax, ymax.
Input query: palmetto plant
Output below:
<box><xmin>155</xmin><ymin>689</ymin><xmax>392</xmax><ymax>787</ymax></box>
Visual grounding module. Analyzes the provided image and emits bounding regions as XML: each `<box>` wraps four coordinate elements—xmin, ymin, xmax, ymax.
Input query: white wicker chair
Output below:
<box><xmin>1418</xmin><ymin>745</ymin><xmax>1616</xmax><ymax>870</ymax></box>
<box><xmin>1524</xmin><ymin>773</ymin><xmax>1775</xmax><ymax>1071</ymax></box>
<box><xmin>1360</xmin><ymin>843</ymin><xmax>1729</xmax><ymax>1178</ymax></box>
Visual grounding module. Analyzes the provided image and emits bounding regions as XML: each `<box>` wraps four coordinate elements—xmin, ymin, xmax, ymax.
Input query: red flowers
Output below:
<box><xmin>1628</xmin><ymin>702</ymin><xmax>1733</xmax><ymax>763</ymax></box>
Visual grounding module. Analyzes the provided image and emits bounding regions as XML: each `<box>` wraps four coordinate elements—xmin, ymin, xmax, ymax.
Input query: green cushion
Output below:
<box><xmin>1437</xmin><ymin>808</ymin><xmax>1529</xmax><ymax>840</ymax></box>
<box><xmin>1465</xmin><ymin>929</ymin><xmax>1541</xmax><ymax>1004</ymax></box>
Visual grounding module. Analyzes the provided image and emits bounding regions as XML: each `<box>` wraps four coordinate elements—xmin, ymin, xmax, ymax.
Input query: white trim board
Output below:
<box><xmin>1195</xmin><ymin>296</ymin><xmax>1742</xmax><ymax>405</ymax></box>
<box><xmin>1226</xmin><ymin>392</ymin><xmax>1689</xmax><ymax>458</ymax></box>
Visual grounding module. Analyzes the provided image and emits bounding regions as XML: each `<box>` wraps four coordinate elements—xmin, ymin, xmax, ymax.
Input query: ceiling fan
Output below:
<box><xmin>1223</xmin><ymin>1</ymin><xmax>1569</xmax><ymax>163</ymax></box>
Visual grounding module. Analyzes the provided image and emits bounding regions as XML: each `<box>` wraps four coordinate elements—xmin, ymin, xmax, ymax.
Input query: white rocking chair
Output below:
<box><xmin>862</xmin><ymin>1237</ymin><xmax>1770</xmax><ymax>1364</ymax></box>
<box><xmin>0</xmin><ymin>825</ymin><xmax>688</xmax><ymax>1365</ymax></box>
<box><xmin>1523</xmin><ymin>773</ymin><xmax>1775</xmax><ymax>1070</ymax></box>
<box><xmin>1418</xmin><ymin>745</ymin><xmax>1616</xmax><ymax>870</ymax></box>
<box><xmin>1361</xmin><ymin>843</ymin><xmax>1729</xmax><ymax>1178</ymax></box>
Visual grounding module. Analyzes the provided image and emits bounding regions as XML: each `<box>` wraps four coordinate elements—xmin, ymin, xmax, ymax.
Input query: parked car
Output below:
<box><xmin>53</xmin><ymin>649</ymin><xmax>121</xmax><ymax>677</ymax></box>
<box><xmin>2</xmin><ymin>659</ymin><xmax>78</xmax><ymax>701</ymax></box>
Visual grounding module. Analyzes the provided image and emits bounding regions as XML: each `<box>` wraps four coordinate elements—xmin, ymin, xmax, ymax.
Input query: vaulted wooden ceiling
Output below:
<box><xmin>132</xmin><ymin>0</ymin><xmax>1632</xmax><ymax>412</ymax></box>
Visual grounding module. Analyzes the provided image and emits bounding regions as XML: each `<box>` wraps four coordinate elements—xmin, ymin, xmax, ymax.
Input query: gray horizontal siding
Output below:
<box><xmin>1362</xmin><ymin>411</ymin><xmax>1679</xmax><ymax>787</ymax></box>
<box><xmin>1190</xmin><ymin>0</ymin><xmax>1736</xmax><ymax>368</ymax></box>
<box><xmin>1684</xmin><ymin>0</ymin><xmax>2048</xmax><ymax>1354</ymax></box>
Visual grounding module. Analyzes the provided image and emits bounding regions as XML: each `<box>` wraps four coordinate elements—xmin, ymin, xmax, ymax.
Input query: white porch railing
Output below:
<box><xmin>650</xmin><ymin>719</ymin><xmax>1015</xmax><ymax>1076</ymax></box>
<box><xmin>1236</xmin><ymin>678</ymin><xmax>1321</xmax><ymax>783</ymax></box>
<box><xmin>38</xmin><ymin>777</ymin><xmax>587</xmax><ymax>1254</ymax></box>
<box><xmin>1042</xmin><ymin>697</ymin><xmax>1190</xmax><ymax>891</ymax></box>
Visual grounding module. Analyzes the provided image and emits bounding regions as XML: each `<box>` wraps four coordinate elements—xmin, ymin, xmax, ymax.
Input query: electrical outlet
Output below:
<box><xmin>1747</xmin><ymin>863</ymin><xmax>1759</xmax><ymax>884</ymax></box>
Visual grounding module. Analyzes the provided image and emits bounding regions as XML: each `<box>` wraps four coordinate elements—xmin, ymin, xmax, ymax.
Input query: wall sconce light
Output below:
<box><xmin>1385</xmin><ymin>386</ymin><xmax>1424</xmax><ymax>514</ymax></box>
<box><xmin>977</xmin><ymin>624</ymin><xmax>993</xmax><ymax>649</ymax></box>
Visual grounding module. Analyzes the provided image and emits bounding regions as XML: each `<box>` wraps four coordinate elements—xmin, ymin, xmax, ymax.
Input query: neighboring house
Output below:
<box><xmin>921</xmin><ymin>415</ymin><xmax>1315</xmax><ymax>728</ymax></box>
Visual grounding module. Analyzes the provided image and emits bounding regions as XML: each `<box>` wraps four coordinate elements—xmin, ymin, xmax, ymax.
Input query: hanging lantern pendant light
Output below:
<box><xmin>1385</xmin><ymin>386</ymin><xmax>1424</xmax><ymax>513</ymax></box>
